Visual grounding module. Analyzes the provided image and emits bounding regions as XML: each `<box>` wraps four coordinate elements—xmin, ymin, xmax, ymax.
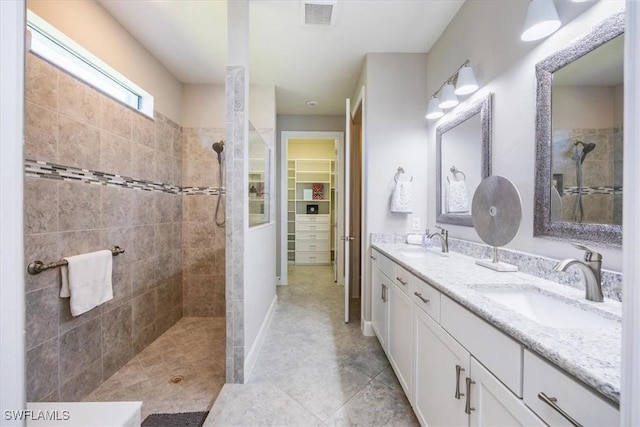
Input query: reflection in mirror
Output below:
<box><xmin>436</xmin><ymin>93</ymin><xmax>492</xmax><ymax>227</ymax></box>
<box><xmin>248</xmin><ymin>123</ymin><xmax>271</xmax><ymax>227</ymax></box>
<box><xmin>534</xmin><ymin>12</ymin><xmax>623</xmax><ymax>246</ymax></box>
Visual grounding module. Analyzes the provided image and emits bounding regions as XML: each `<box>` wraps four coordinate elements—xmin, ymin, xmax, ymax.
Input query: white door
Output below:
<box><xmin>388</xmin><ymin>282</ymin><xmax>414</xmax><ymax>401</ymax></box>
<box><xmin>414</xmin><ymin>307</ymin><xmax>470</xmax><ymax>427</ymax></box>
<box><xmin>343</xmin><ymin>98</ymin><xmax>351</xmax><ymax>323</ymax></box>
<box><xmin>469</xmin><ymin>357</ymin><xmax>545</xmax><ymax>427</ymax></box>
<box><xmin>333</xmin><ymin>141</ymin><xmax>338</xmax><ymax>283</ymax></box>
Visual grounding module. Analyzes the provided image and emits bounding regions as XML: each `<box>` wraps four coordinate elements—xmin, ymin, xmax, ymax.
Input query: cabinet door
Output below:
<box><xmin>388</xmin><ymin>282</ymin><xmax>414</xmax><ymax>402</ymax></box>
<box><xmin>469</xmin><ymin>358</ymin><xmax>545</xmax><ymax>427</ymax></box>
<box><xmin>371</xmin><ymin>267</ymin><xmax>388</xmax><ymax>350</ymax></box>
<box><xmin>414</xmin><ymin>307</ymin><xmax>469</xmax><ymax>427</ymax></box>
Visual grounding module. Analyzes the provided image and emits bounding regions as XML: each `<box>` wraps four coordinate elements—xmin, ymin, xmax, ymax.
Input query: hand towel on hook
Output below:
<box><xmin>60</xmin><ymin>250</ymin><xmax>113</xmax><ymax>316</ymax></box>
<box><xmin>391</xmin><ymin>180</ymin><xmax>413</xmax><ymax>213</ymax></box>
<box><xmin>447</xmin><ymin>179</ymin><xmax>470</xmax><ymax>213</ymax></box>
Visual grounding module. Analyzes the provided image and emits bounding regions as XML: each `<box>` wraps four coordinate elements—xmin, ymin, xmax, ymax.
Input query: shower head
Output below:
<box><xmin>574</xmin><ymin>140</ymin><xmax>596</xmax><ymax>164</ymax></box>
<box><xmin>212</xmin><ymin>140</ymin><xmax>225</xmax><ymax>163</ymax></box>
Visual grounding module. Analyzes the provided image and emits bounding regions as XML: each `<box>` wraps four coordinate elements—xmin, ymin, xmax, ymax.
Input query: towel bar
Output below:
<box><xmin>27</xmin><ymin>246</ymin><xmax>125</xmax><ymax>275</ymax></box>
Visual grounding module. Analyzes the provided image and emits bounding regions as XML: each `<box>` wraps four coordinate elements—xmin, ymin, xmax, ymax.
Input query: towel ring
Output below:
<box><xmin>448</xmin><ymin>166</ymin><xmax>466</xmax><ymax>182</ymax></box>
<box><xmin>394</xmin><ymin>167</ymin><xmax>413</xmax><ymax>183</ymax></box>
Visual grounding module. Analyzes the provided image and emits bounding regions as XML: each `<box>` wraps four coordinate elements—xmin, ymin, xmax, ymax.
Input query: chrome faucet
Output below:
<box><xmin>554</xmin><ymin>242</ymin><xmax>603</xmax><ymax>302</ymax></box>
<box><xmin>427</xmin><ymin>226</ymin><xmax>449</xmax><ymax>253</ymax></box>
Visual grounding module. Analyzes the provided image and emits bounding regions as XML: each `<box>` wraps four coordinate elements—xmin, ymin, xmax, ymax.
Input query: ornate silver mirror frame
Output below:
<box><xmin>436</xmin><ymin>93</ymin><xmax>492</xmax><ymax>226</ymax></box>
<box><xmin>533</xmin><ymin>12</ymin><xmax>624</xmax><ymax>246</ymax></box>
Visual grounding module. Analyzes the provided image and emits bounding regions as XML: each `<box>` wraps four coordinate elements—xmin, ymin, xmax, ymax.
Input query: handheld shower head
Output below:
<box><xmin>212</xmin><ymin>140</ymin><xmax>225</xmax><ymax>163</ymax></box>
<box><xmin>574</xmin><ymin>140</ymin><xmax>596</xmax><ymax>164</ymax></box>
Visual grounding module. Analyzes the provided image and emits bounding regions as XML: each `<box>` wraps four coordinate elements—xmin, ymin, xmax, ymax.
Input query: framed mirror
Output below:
<box><xmin>436</xmin><ymin>93</ymin><xmax>492</xmax><ymax>226</ymax></box>
<box><xmin>534</xmin><ymin>12</ymin><xmax>623</xmax><ymax>246</ymax></box>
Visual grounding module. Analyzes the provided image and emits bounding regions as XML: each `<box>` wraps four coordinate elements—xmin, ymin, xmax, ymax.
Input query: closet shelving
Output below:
<box><xmin>287</xmin><ymin>158</ymin><xmax>335</xmax><ymax>265</ymax></box>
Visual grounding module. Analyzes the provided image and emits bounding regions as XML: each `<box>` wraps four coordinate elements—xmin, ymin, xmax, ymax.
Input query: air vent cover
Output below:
<box><xmin>302</xmin><ymin>1</ymin><xmax>336</xmax><ymax>27</ymax></box>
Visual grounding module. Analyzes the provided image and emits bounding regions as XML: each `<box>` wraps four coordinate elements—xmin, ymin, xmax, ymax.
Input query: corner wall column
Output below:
<box><xmin>225</xmin><ymin>0</ymin><xmax>249</xmax><ymax>384</ymax></box>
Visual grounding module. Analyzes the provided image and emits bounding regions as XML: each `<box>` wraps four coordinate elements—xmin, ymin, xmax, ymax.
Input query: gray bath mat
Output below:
<box><xmin>142</xmin><ymin>411</ymin><xmax>209</xmax><ymax>427</ymax></box>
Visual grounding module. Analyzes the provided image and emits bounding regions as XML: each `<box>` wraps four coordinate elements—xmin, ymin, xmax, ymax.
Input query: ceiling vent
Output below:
<box><xmin>301</xmin><ymin>0</ymin><xmax>337</xmax><ymax>27</ymax></box>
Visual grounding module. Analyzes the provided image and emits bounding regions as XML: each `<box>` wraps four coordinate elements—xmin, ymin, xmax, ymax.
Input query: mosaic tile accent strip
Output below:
<box><xmin>563</xmin><ymin>186</ymin><xmax>622</xmax><ymax>196</ymax></box>
<box><xmin>370</xmin><ymin>232</ymin><xmax>622</xmax><ymax>302</ymax></box>
<box><xmin>25</xmin><ymin>159</ymin><xmax>224</xmax><ymax>196</ymax></box>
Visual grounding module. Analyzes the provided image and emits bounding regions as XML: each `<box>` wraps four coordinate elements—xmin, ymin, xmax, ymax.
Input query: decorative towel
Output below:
<box><xmin>406</xmin><ymin>234</ymin><xmax>424</xmax><ymax>245</ymax></box>
<box><xmin>60</xmin><ymin>250</ymin><xmax>113</xmax><ymax>316</ymax></box>
<box><xmin>447</xmin><ymin>180</ymin><xmax>470</xmax><ymax>213</ymax></box>
<box><xmin>391</xmin><ymin>181</ymin><xmax>413</xmax><ymax>213</ymax></box>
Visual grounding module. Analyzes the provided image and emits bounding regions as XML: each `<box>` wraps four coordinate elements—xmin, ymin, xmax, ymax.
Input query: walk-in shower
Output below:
<box><xmin>572</xmin><ymin>140</ymin><xmax>596</xmax><ymax>222</ymax></box>
<box><xmin>212</xmin><ymin>140</ymin><xmax>226</xmax><ymax>227</ymax></box>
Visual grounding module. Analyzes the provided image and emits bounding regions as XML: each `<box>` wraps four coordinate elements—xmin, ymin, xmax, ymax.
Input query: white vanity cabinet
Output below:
<box><xmin>371</xmin><ymin>262</ymin><xmax>389</xmax><ymax>350</ymax></box>
<box><xmin>523</xmin><ymin>350</ymin><xmax>619</xmax><ymax>426</ymax></box>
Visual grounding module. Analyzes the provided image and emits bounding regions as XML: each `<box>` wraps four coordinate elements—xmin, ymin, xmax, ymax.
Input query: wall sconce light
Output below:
<box><xmin>425</xmin><ymin>59</ymin><xmax>479</xmax><ymax>120</ymax></box>
<box><xmin>521</xmin><ymin>0</ymin><xmax>561</xmax><ymax>42</ymax></box>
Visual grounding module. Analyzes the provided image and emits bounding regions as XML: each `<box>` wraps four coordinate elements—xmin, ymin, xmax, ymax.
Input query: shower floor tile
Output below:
<box><xmin>84</xmin><ymin>317</ymin><xmax>225</xmax><ymax>421</ymax></box>
<box><xmin>204</xmin><ymin>266</ymin><xmax>418</xmax><ymax>426</ymax></box>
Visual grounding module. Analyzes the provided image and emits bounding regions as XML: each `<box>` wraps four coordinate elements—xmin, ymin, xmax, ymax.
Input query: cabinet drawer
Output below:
<box><xmin>296</xmin><ymin>214</ymin><xmax>330</xmax><ymax>223</ymax></box>
<box><xmin>412</xmin><ymin>278</ymin><xmax>441</xmax><ymax>322</ymax></box>
<box><xmin>523</xmin><ymin>350</ymin><xmax>619</xmax><ymax>427</ymax></box>
<box><xmin>296</xmin><ymin>231</ymin><xmax>329</xmax><ymax>241</ymax></box>
<box><xmin>296</xmin><ymin>240</ymin><xmax>330</xmax><ymax>252</ymax></box>
<box><xmin>296</xmin><ymin>252</ymin><xmax>330</xmax><ymax>265</ymax></box>
<box><xmin>296</xmin><ymin>222</ymin><xmax>330</xmax><ymax>232</ymax></box>
<box><xmin>373</xmin><ymin>252</ymin><xmax>396</xmax><ymax>281</ymax></box>
<box><xmin>394</xmin><ymin>264</ymin><xmax>413</xmax><ymax>295</ymax></box>
<box><xmin>441</xmin><ymin>295</ymin><xmax>523</xmax><ymax>396</ymax></box>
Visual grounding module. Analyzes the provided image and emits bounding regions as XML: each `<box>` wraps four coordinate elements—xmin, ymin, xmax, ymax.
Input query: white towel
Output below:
<box><xmin>60</xmin><ymin>250</ymin><xmax>113</xmax><ymax>316</ymax></box>
<box><xmin>391</xmin><ymin>181</ymin><xmax>413</xmax><ymax>213</ymax></box>
<box><xmin>406</xmin><ymin>234</ymin><xmax>423</xmax><ymax>245</ymax></box>
<box><xmin>447</xmin><ymin>180</ymin><xmax>470</xmax><ymax>213</ymax></box>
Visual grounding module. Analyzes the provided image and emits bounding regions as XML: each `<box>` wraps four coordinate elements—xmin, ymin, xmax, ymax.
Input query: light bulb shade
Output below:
<box><xmin>521</xmin><ymin>0</ymin><xmax>561</xmax><ymax>42</ymax></box>
<box><xmin>455</xmin><ymin>66</ymin><xmax>478</xmax><ymax>96</ymax></box>
<box><xmin>438</xmin><ymin>84</ymin><xmax>459</xmax><ymax>109</ymax></box>
<box><xmin>426</xmin><ymin>98</ymin><xmax>444</xmax><ymax>120</ymax></box>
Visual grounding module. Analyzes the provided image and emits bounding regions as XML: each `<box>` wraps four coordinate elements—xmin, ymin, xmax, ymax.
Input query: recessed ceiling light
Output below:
<box><xmin>305</xmin><ymin>100</ymin><xmax>319</xmax><ymax>108</ymax></box>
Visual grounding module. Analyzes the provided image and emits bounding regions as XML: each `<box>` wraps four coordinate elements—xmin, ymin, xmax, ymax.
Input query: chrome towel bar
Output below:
<box><xmin>27</xmin><ymin>246</ymin><xmax>125</xmax><ymax>275</ymax></box>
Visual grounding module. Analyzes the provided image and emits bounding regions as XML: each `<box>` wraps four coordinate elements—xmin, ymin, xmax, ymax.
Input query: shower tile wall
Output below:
<box><xmin>24</xmin><ymin>53</ymin><xmax>184</xmax><ymax>402</ymax></box>
<box><xmin>551</xmin><ymin>126</ymin><xmax>622</xmax><ymax>224</ymax></box>
<box><xmin>182</xmin><ymin>128</ymin><xmax>226</xmax><ymax>317</ymax></box>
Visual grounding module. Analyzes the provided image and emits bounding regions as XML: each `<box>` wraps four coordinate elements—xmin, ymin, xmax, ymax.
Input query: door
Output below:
<box><xmin>388</xmin><ymin>282</ymin><xmax>414</xmax><ymax>401</ymax></box>
<box><xmin>343</xmin><ymin>98</ymin><xmax>351</xmax><ymax>323</ymax></box>
<box><xmin>371</xmin><ymin>264</ymin><xmax>388</xmax><ymax>349</ymax></box>
<box><xmin>469</xmin><ymin>357</ymin><xmax>545</xmax><ymax>427</ymax></box>
<box><xmin>414</xmin><ymin>307</ymin><xmax>469</xmax><ymax>427</ymax></box>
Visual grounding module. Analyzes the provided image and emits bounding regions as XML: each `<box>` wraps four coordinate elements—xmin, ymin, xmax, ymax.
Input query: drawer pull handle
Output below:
<box><xmin>396</xmin><ymin>277</ymin><xmax>408</xmax><ymax>286</ymax></box>
<box><xmin>464</xmin><ymin>377</ymin><xmax>475</xmax><ymax>414</ymax></box>
<box><xmin>370</xmin><ymin>255</ymin><xmax>377</xmax><ymax>260</ymax></box>
<box><xmin>414</xmin><ymin>292</ymin><xmax>430</xmax><ymax>304</ymax></box>
<box><xmin>454</xmin><ymin>365</ymin><xmax>465</xmax><ymax>399</ymax></box>
<box><xmin>381</xmin><ymin>284</ymin><xmax>387</xmax><ymax>302</ymax></box>
<box><xmin>538</xmin><ymin>393</ymin><xmax>582</xmax><ymax>427</ymax></box>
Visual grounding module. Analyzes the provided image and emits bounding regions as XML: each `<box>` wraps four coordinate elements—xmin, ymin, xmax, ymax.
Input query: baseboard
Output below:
<box><xmin>244</xmin><ymin>294</ymin><xmax>278</xmax><ymax>383</ymax></box>
<box><xmin>362</xmin><ymin>319</ymin><xmax>375</xmax><ymax>337</ymax></box>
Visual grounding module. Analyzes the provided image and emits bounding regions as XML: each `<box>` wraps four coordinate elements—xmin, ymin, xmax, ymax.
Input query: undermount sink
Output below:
<box><xmin>398</xmin><ymin>246</ymin><xmax>448</xmax><ymax>258</ymax></box>
<box><xmin>475</xmin><ymin>288</ymin><xmax>619</xmax><ymax>329</ymax></box>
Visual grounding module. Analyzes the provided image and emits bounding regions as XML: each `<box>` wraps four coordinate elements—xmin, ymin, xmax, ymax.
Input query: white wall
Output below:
<box><xmin>354</xmin><ymin>53</ymin><xmax>429</xmax><ymax>322</ymax></box>
<box><xmin>28</xmin><ymin>0</ymin><xmax>183</xmax><ymax>123</ymax></box>
<box><xmin>552</xmin><ymin>86</ymin><xmax>616</xmax><ymax>129</ymax></box>
<box><xmin>244</xmin><ymin>84</ymin><xmax>277</xmax><ymax>377</ymax></box>
<box><xmin>1</xmin><ymin>0</ymin><xmax>26</xmax><ymax>421</ymax></box>
<box><xmin>425</xmin><ymin>0</ymin><xmax>625</xmax><ymax>272</ymax></box>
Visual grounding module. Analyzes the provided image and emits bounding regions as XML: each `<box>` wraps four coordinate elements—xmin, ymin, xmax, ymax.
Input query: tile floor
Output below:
<box><xmin>84</xmin><ymin>317</ymin><xmax>225</xmax><ymax>420</ymax></box>
<box><xmin>204</xmin><ymin>266</ymin><xmax>418</xmax><ymax>426</ymax></box>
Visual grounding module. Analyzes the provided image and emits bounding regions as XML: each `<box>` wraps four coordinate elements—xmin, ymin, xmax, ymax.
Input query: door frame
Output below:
<box><xmin>279</xmin><ymin>131</ymin><xmax>344</xmax><ymax>286</ymax></box>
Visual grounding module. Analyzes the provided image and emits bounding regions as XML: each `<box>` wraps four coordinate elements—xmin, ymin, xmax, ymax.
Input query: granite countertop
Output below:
<box><xmin>372</xmin><ymin>242</ymin><xmax>622</xmax><ymax>404</ymax></box>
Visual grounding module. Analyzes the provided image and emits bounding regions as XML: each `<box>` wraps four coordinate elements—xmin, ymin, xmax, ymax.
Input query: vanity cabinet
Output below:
<box><xmin>523</xmin><ymin>349</ymin><xmax>619</xmax><ymax>426</ymax></box>
<box><xmin>371</xmin><ymin>265</ymin><xmax>389</xmax><ymax>349</ymax></box>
